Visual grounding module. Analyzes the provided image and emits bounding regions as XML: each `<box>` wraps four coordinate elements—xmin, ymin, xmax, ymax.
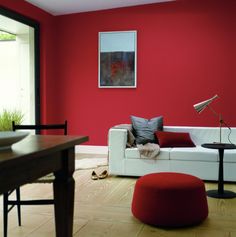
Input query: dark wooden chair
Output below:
<box><xmin>3</xmin><ymin>120</ymin><xmax>67</xmax><ymax>237</ymax></box>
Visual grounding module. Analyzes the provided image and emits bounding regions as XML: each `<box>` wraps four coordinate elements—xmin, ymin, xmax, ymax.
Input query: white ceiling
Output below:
<box><xmin>25</xmin><ymin>0</ymin><xmax>174</xmax><ymax>16</ymax></box>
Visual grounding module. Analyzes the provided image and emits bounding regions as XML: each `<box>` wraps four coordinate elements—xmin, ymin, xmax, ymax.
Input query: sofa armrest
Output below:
<box><xmin>108</xmin><ymin>128</ymin><xmax>127</xmax><ymax>175</ymax></box>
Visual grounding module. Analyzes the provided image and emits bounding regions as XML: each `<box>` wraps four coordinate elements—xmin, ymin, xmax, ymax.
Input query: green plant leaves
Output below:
<box><xmin>0</xmin><ymin>109</ymin><xmax>24</xmax><ymax>131</ymax></box>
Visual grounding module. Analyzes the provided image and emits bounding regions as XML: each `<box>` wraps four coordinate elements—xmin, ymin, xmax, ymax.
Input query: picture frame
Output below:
<box><xmin>98</xmin><ymin>31</ymin><xmax>137</xmax><ymax>88</ymax></box>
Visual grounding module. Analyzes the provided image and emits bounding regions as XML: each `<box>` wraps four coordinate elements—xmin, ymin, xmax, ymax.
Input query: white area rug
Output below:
<box><xmin>75</xmin><ymin>158</ymin><xmax>108</xmax><ymax>170</ymax></box>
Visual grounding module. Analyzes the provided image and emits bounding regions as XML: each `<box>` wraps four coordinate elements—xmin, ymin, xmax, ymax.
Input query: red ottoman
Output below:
<box><xmin>131</xmin><ymin>172</ymin><xmax>208</xmax><ymax>227</ymax></box>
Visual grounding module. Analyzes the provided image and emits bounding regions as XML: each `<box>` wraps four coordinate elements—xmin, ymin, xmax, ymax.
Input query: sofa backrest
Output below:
<box><xmin>164</xmin><ymin>126</ymin><xmax>236</xmax><ymax>146</ymax></box>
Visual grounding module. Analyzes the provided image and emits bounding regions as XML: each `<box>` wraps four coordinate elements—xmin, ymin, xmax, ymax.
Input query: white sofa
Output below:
<box><xmin>108</xmin><ymin>126</ymin><xmax>236</xmax><ymax>181</ymax></box>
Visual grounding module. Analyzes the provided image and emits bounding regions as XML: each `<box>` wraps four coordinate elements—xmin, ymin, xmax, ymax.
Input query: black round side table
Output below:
<box><xmin>202</xmin><ymin>143</ymin><xmax>236</xmax><ymax>198</ymax></box>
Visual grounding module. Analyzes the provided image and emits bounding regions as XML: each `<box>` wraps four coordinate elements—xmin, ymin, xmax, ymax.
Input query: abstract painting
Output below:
<box><xmin>99</xmin><ymin>31</ymin><xmax>137</xmax><ymax>88</ymax></box>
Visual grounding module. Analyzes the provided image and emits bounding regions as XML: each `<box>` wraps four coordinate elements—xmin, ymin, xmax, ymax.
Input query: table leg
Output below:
<box><xmin>218</xmin><ymin>148</ymin><xmax>224</xmax><ymax>194</ymax></box>
<box><xmin>53</xmin><ymin>148</ymin><xmax>75</xmax><ymax>237</ymax></box>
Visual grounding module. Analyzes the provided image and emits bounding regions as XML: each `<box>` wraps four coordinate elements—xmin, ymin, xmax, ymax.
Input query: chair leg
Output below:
<box><xmin>16</xmin><ymin>188</ymin><xmax>22</xmax><ymax>226</ymax></box>
<box><xmin>3</xmin><ymin>192</ymin><xmax>8</xmax><ymax>237</ymax></box>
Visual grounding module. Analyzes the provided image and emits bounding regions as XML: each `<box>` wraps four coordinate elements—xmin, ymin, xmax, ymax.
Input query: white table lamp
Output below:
<box><xmin>193</xmin><ymin>94</ymin><xmax>231</xmax><ymax>143</ymax></box>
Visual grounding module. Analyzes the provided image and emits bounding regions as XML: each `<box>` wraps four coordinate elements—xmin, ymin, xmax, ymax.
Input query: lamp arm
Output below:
<box><xmin>220</xmin><ymin>119</ymin><xmax>231</xmax><ymax>130</ymax></box>
<box><xmin>206</xmin><ymin>104</ymin><xmax>220</xmax><ymax>118</ymax></box>
<box><xmin>207</xmin><ymin>105</ymin><xmax>233</xmax><ymax>144</ymax></box>
<box><xmin>218</xmin><ymin>116</ymin><xmax>233</xmax><ymax>144</ymax></box>
<box><xmin>207</xmin><ymin>105</ymin><xmax>227</xmax><ymax>127</ymax></box>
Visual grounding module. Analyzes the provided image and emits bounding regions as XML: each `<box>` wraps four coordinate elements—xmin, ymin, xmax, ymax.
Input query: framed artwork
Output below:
<box><xmin>98</xmin><ymin>31</ymin><xmax>137</xmax><ymax>88</ymax></box>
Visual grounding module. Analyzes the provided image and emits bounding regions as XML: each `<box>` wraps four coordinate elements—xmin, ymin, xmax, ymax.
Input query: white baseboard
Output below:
<box><xmin>75</xmin><ymin>145</ymin><xmax>108</xmax><ymax>154</ymax></box>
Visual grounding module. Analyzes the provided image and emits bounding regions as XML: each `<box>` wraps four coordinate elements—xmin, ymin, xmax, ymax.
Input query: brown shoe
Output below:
<box><xmin>91</xmin><ymin>171</ymin><xmax>99</xmax><ymax>180</ymax></box>
<box><xmin>98</xmin><ymin>170</ymin><xmax>108</xmax><ymax>179</ymax></box>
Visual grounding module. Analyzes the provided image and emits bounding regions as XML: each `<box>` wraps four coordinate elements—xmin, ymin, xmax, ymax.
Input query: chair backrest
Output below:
<box><xmin>12</xmin><ymin>120</ymin><xmax>67</xmax><ymax>135</ymax></box>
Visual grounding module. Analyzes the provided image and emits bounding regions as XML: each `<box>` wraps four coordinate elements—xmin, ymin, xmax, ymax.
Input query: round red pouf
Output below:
<box><xmin>131</xmin><ymin>172</ymin><xmax>208</xmax><ymax>227</ymax></box>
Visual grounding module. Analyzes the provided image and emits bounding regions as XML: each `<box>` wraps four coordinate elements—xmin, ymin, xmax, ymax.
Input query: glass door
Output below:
<box><xmin>0</xmin><ymin>7</ymin><xmax>40</xmax><ymax>126</ymax></box>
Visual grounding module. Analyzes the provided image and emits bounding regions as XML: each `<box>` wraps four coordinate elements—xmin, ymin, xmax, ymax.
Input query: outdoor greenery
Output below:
<box><xmin>0</xmin><ymin>31</ymin><xmax>16</xmax><ymax>41</ymax></box>
<box><xmin>0</xmin><ymin>109</ymin><xmax>24</xmax><ymax>131</ymax></box>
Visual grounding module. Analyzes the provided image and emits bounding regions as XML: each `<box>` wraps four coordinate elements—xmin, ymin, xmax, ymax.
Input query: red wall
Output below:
<box><xmin>1</xmin><ymin>0</ymin><xmax>236</xmax><ymax>145</ymax></box>
<box><xmin>0</xmin><ymin>0</ymin><xmax>57</xmax><ymax>124</ymax></box>
<box><xmin>54</xmin><ymin>0</ymin><xmax>236</xmax><ymax>145</ymax></box>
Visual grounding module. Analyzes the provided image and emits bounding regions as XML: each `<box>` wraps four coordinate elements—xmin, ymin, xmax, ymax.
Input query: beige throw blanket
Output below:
<box><xmin>137</xmin><ymin>143</ymin><xmax>160</xmax><ymax>159</ymax></box>
<box><xmin>112</xmin><ymin>124</ymin><xmax>160</xmax><ymax>158</ymax></box>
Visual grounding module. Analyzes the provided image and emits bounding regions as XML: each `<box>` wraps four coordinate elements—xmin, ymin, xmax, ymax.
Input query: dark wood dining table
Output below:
<box><xmin>0</xmin><ymin>134</ymin><xmax>89</xmax><ymax>237</ymax></box>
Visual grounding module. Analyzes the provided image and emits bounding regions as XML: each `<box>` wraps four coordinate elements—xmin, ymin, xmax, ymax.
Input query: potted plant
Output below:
<box><xmin>0</xmin><ymin>109</ymin><xmax>24</xmax><ymax>131</ymax></box>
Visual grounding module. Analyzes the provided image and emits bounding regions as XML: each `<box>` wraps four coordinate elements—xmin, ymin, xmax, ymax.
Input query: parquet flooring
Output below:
<box><xmin>1</xmin><ymin>154</ymin><xmax>236</xmax><ymax>237</ymax></box>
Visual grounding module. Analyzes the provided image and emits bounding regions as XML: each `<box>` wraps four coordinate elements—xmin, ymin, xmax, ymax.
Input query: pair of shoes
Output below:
<box><xmin>91</xmin><ymin>170</ymin><xmax>108</xmax><ymax>180</ymax></box>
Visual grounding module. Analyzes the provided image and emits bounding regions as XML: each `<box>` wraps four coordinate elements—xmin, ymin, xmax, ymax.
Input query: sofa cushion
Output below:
<box><xmin>170</xmin><ymin>146</ymin><xmax>218</xmax><ymax>162</ymax></box>
<box><xmin>156</xmin><ymin>131</ymin><xmax>195</xmax><ymax>148</ymax></box>
<box><xmin>125</xmin><ymin>147</ymin><xmax>171</xmax><ymax>160</ymax></box>
<box><xmin>131</xmin><ymin>115</ymin><xmax>163</xmax><ymax>145</ymax></box>
<box><xmin>222</xmin><ymin>150</ymin><xmax>236</xmax><ymax>163</ymax></box>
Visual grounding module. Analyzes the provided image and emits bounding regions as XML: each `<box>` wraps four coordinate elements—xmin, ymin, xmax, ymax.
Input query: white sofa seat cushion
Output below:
<box><xmin>170</xmin><ymin>146</ymin><xmax>218</xmax><ymax>162</ymax></box>
<box><xmin>125</xmin><ymin>147</ymin><xmax>171</xmax><ymax>160</ymax></box>
<box><xmin>223</xmin><ymin>150</ymin><xmax>236</xmax><ymax>163</ymax></box>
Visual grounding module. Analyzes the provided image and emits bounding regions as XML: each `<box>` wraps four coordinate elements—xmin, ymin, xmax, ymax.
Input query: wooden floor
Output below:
<box><xmin>1</xmin><ymin>156</ymin><xmax>236</xmax><ymax>236</ymax></box>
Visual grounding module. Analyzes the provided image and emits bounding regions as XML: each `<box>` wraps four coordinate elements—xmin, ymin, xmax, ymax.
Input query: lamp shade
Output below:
<box><xmin>193</xmin><ymin>95</ymin><xmax>219</xmax><ymax>113</ymax></box>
